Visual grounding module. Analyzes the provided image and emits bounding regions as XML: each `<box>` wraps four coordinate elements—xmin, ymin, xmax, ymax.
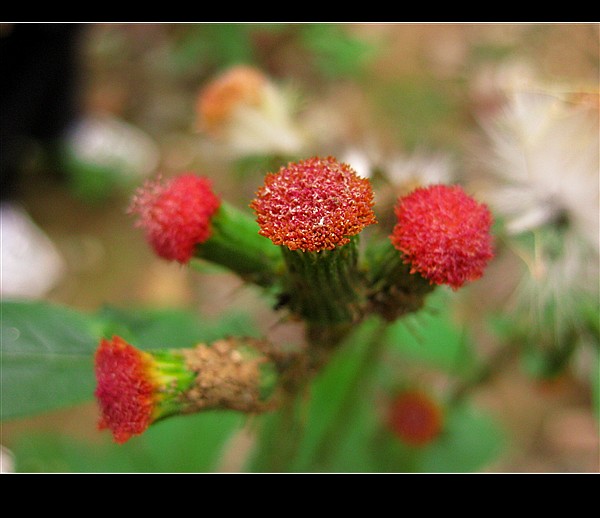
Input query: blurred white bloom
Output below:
<box><xmin>482</xmin><ymin>88</ymin><xmax>599</xmax><ymax>249</ymax></box>
<box><xmin>340</xmin><ymin>147</ymin><xmax>455</xmax><ymax>187</ymax></box>
<box><xmin>479</xmin><ymin>82</ymin><xmax>599</xmax><ymax>343</ymax></box>
<box><xmin>469</xmin><ymin>59</ymin><xmax>539</xmax><ymax>117</ymax></box>
<box><xmin>65</xmin><ymin>114</ymin><xmax>160</xmax><ymax>181</ymax></box>
<box><xmin>384</xmin><ymin>150</ymin><xmax>455</xmax><ymax>191</ymax></box>
<box><xmin>339</xmin><ymin>145</ymin><xmax>382</xmax><ymax>179</ymax></box>
<box><xmin>1</xmin><ymin>203</ymin><xmax>65</xmax><ymax>299</ymax></box>
<box><xmin>196</xmin><ymin>66</ymin><xmax>306</xmax><ymax>157</ymax></box>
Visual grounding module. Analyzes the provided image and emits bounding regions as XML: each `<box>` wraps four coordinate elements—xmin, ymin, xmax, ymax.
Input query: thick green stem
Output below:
<box><xmin>194</xmin><ymin>202</ymin><xmax>284</xmax><ymax>287</ymax></box>
<box><xmin>282</xmin><ymin>238</ymin><xmax>366</xmax><ymax>325</ymax></box>
<box><xmin>312</xmin><ymin>318</ymin><xmax>388</xmax><ymax>469</ymax></box>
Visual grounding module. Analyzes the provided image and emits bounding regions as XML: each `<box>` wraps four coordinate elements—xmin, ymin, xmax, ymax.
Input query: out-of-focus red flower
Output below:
<box><xmin>129</xmin><ymin>174</ymin><xmax>221</xmax><ymax>263</ymax></box>
<box><xmin>251</xmin><ymin>156</ymin><xmax>377</xmax><ymax>252</ymax></box>
<box><xmin>390</xmin><ymin>184</ymin><xmax>494</xmax><ymax>290</ymax></box>
<box><xmin>388</xmin><ymin>390</ymin><xmax>444</xmax><ymax>447</ymax></box>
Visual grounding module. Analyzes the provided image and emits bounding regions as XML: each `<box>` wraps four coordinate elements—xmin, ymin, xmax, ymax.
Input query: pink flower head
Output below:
<box><xmin>390</xmin><ymin>184</ymin><xmax>494</xmax><ymax>290</ymax></box>
<box><xmin>129</xmin><ymin>174</ymin><xmax>221</xmax><ymax>263</ymax></box>
<box><xmin>94</xmin><ymin>336</ymin><xmax>159</xmax><ymax>444</ymax></box>
<box><xmin>388</xmin><ymin>390</ymin><xmax>444</xmax><ymax>447</ymax></box>
<box><xmin>251</xmin><ymin>156</ymin><xmax>377</xmax><ymax>252</ymax></box>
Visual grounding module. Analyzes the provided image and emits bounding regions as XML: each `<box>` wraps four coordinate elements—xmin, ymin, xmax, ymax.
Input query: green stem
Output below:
<box><xmin>282</xmin><ymin>237</ymin><xmax>366</xmax><ymax>325</ymax></box>
<box><xmin>367</xmin><ymin>241</ymin><xmax>435</xmax><ymax>321</ymax></box>
<box><xmin>311</xmin><ymin>318</ymin><xmax>388</xmax><ymax>469</ymax></box>
<box><xmin>194</xmin><ymin>202</ymin><xmax>284</xmax><ymax>287</ymax></box>
<box><xmin>261</xmin><ymin>392</ymin><xmax>306</xmax><ymax>472</ymax></box>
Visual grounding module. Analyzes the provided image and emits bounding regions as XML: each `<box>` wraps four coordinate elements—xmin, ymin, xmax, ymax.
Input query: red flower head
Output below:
<box><xmin>251</xmin><ymin>156</ymin><xmax>377</xmax><ymax>252</ymax></box>
<box><xmin>390</xmin><ymin>184</ymin><xmax>494</xmax><ymax>290</ymax></box>
<box><xmin>129</xmin><ymin>174</ymin><xmax>221</xmax><ymax>263</ymax></box>
<box><xmin>94</xmin><ymin>336</ymin><xmax>161</xmax><ymax>444</ymax></box>
<box><xmin>388</xmin><ymin>390</ymin><xmax>444</xmax><ymax>447</ymax></box>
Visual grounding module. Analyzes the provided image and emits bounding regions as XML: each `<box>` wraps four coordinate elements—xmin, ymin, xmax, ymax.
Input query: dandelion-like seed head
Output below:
<box><xmin>391</xmin><ymin>184</ymin><xmax>494</xmax><ymax>290</ymax></box>
<box><xmin>251</xmin><ymin>156</ymin><xmax>377</xmax><ymax>252</ymax></box>
<box><xmin>388</xmin><ymin>390</ymin><xmax>444</xmax><ymax>447</ymax></box>
<box><xmin>128</xmin><ymin>174</ymin><xmax>221</xmax><ymax>263</ymax></box>
<box><xmin>94</xmin><ymin>336</ymin><xmax>159</xmax><ymax>444</ymax></box>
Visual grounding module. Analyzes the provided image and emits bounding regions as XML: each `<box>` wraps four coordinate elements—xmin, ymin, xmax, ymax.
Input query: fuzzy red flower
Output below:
<box><xmin>129</xmin><ymin>174</ymin><xmax>221</xmax><ymax>263</ymax></box>
<box><xmin>390</xmin><ymin>184</ymin><xmax>493</xmax><ymax>290</ymax></box>
<box><xmin>388</xmin><ymin>390</ymin><xmax>444</xmax><ymax>447</ymax></box>
<box><xmin>94</xmin><ymin>336</ymin><xmax>159</xmax><ymax>444</ymax></box>
<box><xmin>251</xmin><ymin>156</ymin><xmax>377</xmax><ymax>252</ymax></box>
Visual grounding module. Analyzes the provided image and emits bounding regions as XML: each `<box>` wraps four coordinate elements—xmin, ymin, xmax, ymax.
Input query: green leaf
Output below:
<box><xmin>1</xmin><ymin>301</ymin><xmax>100</xmax><ymax>420</ymax></box>
<box><xmin>1</xmin><ymin>300</ymin><xmax>258</xmax><ymax>420</ymax></box>
<box><xmin>171</xmin><ymin>24</ymin><xmax>256</xmax><ymax>72</ymax></box>
<box><xmin>384</xmin><ymin>290</ymin><xmax>477</xmax><ymax>376</ymax></box>
<box><xmin>299</xmin><ymin>24</ymin><xmax>376</xmax><ymax>78</ymax></box>
<box><xmin>13</xmin><ymin>410</ymin><xmax>244</xmax><ymax>473</ymax></box>
<box><xmin>418</xmin><ymin>403</ymin><xmax>505</xmax><ymax>472</ymax></box>
<box><xmin>95</xmin><ymin>305</ymin><xmax>259</xmax><ymax>349</ymax></box>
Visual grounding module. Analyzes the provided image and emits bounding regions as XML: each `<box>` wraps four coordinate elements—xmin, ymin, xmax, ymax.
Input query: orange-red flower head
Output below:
<box><xmin>129</xmin><ymin>174</ymin><xmax>221</xmax><ymax>263</ymax></box>
<box><xmin>390</xmin><ymin>184</ymin><xmax>494</xmax><ymax>290</ymax></box>
<box><xmin>94</xmin><ymin>336</ymin><xmax>159</xmax><ymax>444</ymax></box>
<box><xmin>388</xmin><ymin>390</ymin><xmax>444</xmax><ymax>447</ymax></box>
<box><xmin>251</xmin><ymin>156</ymin><xmax>377</xmax><ymax>252</ymax></box>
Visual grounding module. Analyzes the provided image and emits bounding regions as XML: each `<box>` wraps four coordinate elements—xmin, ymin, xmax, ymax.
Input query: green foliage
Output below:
<box><xmin>298</xmin><ymin>24</ymin><xmax>377</xmax><ymax>78</ymax></box>
<box><xmin>375</xmin><ymin>402</ymin><xmax>505</xmax><ymax>473</ymax></box>
<box><xmin>384</xmin><ymin>290</ymin><xmax>478</xmax><ymax>376</ymax></box>
<box><xmin>171</xmin><ymin>24</ymin><xmax>258</xmax><ymax>73</ymax></box>
<box><xmin>12</xmin><ymin>411</ymin><xmax>243</xmax><ymax>473</ymax></box>
<box><xmin>1</xmin><ymin>300</ymin><xmax>257</xmax><ymax>420</ymax></box>
<box><xmin>247</xmin><ymin>314</ymin><xmax>503</xmax><ymax>472</ymax></box>
<box><xmin>95</xmin><ymin>305</ymin><xmax>258</xmax><ymax>349</ymax></box>
<box><xmin>170</xmin><ymin>23</ymin><xmax>377</xmax><ymax>80</ymax></box>
<box><xmin>1</xmin><ymin>301</ymin><xmax>100</xmax><ymax>420</ymax></box>
<box><xmin>248</xmin><ymin>317</ymin><xmax>384</xmax><ymax>472</ymax></box>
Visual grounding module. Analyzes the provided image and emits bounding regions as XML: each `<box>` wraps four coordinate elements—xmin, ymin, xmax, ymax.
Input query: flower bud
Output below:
<box><xmin>251</xmin><ymin>156</ymin><xmax>377</xmax><ymax>324</ymax></box>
